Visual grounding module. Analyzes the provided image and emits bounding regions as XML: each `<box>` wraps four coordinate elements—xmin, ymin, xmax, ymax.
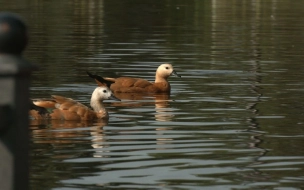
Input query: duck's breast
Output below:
<box><xmin>149</xmin><ymin>82</ymin><xmax>171</xmax><ymax>93</ymax></box>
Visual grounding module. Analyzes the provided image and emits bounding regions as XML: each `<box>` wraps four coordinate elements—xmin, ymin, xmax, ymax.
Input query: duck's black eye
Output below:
<box><xmin>103</xmin><ymin>90</ymin><xmax>107</xmax><ymax>93</ymax></box>
<box><xmin>166</xmin><ymin>67</ymin><xmax>169</xmax><ymax>69</ymax></box>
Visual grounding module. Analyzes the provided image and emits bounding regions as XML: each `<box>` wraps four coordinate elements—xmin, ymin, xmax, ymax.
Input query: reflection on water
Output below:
<box><xmin>154</xmin><ymin>95</ymin><xmax>175</xmax><ymax>122</ymax></box>
<box><xmin>30</xmin><ymin>119</ymin><xmax>108</xmax><ymax>144</ymax></box>
<box><xmin>30</xmin><ymin>119</ymin><xmax>108</xmax><ymax>129</ymax></box>
<box><xmin>3</xmin><ymin>0</ymin><xmax>304</xmax><ymax>189</ymax></box>
<box><xmin>110</xmin><ymin>93</ymin><xmax>174</xmax><ymax>121</ymax></box>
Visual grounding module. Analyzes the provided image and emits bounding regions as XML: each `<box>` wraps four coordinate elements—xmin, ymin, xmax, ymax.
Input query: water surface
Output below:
<box><xmin>2</xmin><ymin>0</ymin><xmax>304</xmax><ymax>189</ymax></box>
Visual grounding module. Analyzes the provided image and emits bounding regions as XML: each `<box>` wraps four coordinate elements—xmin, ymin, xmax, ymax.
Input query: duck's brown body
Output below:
<box><xmin>30</xmin><ymin>95</ymin><xmax>107</xmax><ymax>121</ymax></box>
<box><xmin>104</xmin><ymin>77</ymin><xmax>170</xmax><ymax>93</ymax></box>
<box><xmin>88</xmin><ymin>63</ymin><xmax>180</xmax><ymax>94</ymax></box>
<box><xmin>29</xmin><ymin>86</ymin><xmax>120</xmax><ymax>121</ymax></box>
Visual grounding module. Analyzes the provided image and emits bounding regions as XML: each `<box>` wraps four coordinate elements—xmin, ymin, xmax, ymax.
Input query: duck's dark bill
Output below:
<box><xmin>172</xmin><ymin>70</ymin><xmax>181</xmax><ymax>78</ymax></box>
<box><xmin>109</xmin><ymin>94</ymin><xmax>121</xmax><ymax>101</ymax></box>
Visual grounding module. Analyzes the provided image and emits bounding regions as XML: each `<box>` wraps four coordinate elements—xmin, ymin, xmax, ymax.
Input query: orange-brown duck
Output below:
<box><xmin>29</xmin><ymin>86</ymin><xmax>120</xmax><ymax>121</ymax></box>
<box><xmin>88</xmin><ymin>63</ymin><xmax>180</xmax><ymax>93</ymax></box>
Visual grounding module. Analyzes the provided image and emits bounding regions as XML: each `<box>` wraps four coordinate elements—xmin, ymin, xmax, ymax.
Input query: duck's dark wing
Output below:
<box><xmin>87</xmin><ymin>71</ymin><xmax>114</xmax><ymax>88</ymax></box>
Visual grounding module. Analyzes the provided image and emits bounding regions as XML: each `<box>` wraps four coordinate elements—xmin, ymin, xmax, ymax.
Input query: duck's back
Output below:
<box><xmin>105</xmin><ymin>77</ymin><xmax>170</xmax><ymax>93</ymax></box>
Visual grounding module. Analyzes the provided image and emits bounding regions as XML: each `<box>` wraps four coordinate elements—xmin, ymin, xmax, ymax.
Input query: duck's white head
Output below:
<box><xmin>90</xmin><ymin>86</ymin><xmax>120</xmax><ymax>112</ymax></box>
<box><xmin>91</xmin><ymin>86</ymin><xmax>120</xmax><ymax>101</ymax></box>
<box><xmin>155</xmin><ymin>63</ymin><xmax>181</xmax><ymax>81</ymax></box>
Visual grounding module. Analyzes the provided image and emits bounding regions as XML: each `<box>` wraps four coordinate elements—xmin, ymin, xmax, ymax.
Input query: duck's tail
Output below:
<box><xmin>29</xmin><ymin>99</ymin><xmax>51</xmax><ymax>119</ymax></box>
<box><xmin>86</xmin><ymin>71</ymin><xmax>115</xmax><ymax>88</ymax></box>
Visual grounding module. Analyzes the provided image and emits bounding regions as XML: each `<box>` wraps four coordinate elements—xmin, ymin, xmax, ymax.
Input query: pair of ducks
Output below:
<box><xmin>29</xmin><ymin>63</ymin><xmax>180</xmax><ymax>121</ymax></box>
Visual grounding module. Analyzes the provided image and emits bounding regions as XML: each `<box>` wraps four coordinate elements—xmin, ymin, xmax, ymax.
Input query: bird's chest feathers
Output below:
<box><xmin>153</xmin><ymin>82</ymin><xmax>170</xmax><ymax>92</ymax></box>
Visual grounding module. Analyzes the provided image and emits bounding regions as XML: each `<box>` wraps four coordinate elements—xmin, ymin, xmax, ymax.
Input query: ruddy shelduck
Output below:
<box><xmin>29</xmin><ymin>86</ymin><xmax>120</xmax><ymax>121</ymax></box>
<box><xmin>88</xmin><ymin>63</ymin><xmax>180</xmax><ymax>93</ymax></box>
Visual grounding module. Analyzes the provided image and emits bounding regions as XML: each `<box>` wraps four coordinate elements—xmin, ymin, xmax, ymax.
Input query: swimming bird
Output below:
<box><xmin>29</xmin><ymin>86</ymin><xmax>120</xmax><ymax>120</ymax></box>
<box><xmin>87</xmin><ymin>63</ymin><xmax>180</xmax><ymax>93</ymax></box>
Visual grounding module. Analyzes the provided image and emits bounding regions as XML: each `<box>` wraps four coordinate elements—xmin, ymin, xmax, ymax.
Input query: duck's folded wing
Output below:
<box><xmin>31</xmin><ymin>95</ymin><xmax>97</xmax><ymax>120</ymax></box>
<box><xmin>113</xmin><ymin>77</ymin><xmax>152</xmax><ymax>88</ymax></box>
<box><xmin>51</xmin><ymin>95</ymin><xmax>87</xmax><ymax>109</ymax></box>
<box><xmin>133</xmin><ymin>79</ymin><xmax>152</xmax><ymax>88</ymax></box>
<box><xmin>51</xmin><ymin>95</ymin><xmax>97</xmax><ymax>120</ymax></box>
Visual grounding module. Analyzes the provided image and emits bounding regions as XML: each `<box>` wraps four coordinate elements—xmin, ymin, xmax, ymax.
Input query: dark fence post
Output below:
<box><xmin>0</xmin><ymin>12</ymin><xmax>36</xmax><ymax>190</ymax></box>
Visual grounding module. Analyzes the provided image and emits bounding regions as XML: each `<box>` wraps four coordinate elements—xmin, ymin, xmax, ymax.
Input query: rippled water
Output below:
<box><xmin>2</xmin><ymin>0</ymin><xmax>304</xmax><ymax>189</ymax></box>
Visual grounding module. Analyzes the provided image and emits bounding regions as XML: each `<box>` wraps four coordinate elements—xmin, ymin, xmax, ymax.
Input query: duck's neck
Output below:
<box><xmin>155</xmin><ymin>73</ymin><xmax>169</xmax><ymax>83</ymax></box>
<box><xmin>90</xmin><ymin>93</ymin><xmax>106</xmax><ymax>113</ymax></box>
<box><xmin>91</xmin><ymin>99</ymin><xmax>106</xmax><ymax>112</ymax></box>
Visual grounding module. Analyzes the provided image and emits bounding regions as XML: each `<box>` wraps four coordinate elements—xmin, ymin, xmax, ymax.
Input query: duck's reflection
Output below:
<box><xmin>30</xmin><ymin>119</ymin><xmax>107</xmax><ymax>128</ymax></box>
<box><xmin>89</xmin><ymin>126</ymin><xmax>107</xmax><ymax>158</ymax></box>
<box><xmin>154</xmin><ymin>94</ymin><xmax>175</xmax><ymax>122</ymax></box>
<box><xmin>109</xmin><ymin>93</ymin><xmax>174</xmax><ymax>121</ymax></box>
<box><xmin>30</xmin><ymin>119</ymin><xmax>108</xmax><ymax>144</ymax></box>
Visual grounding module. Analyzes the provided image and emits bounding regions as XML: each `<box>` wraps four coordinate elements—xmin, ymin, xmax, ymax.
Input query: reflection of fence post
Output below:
<box><xmin>0</xmin><ymin>12</ymin><xmax>36</xmax><ymax>190</ymax></box>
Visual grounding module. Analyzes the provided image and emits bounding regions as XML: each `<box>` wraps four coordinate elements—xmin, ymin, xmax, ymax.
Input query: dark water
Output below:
<box><xmin>2</xmin><ymin>0</ymin><xmax>304</xmax><ymax>189</ymax></box>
